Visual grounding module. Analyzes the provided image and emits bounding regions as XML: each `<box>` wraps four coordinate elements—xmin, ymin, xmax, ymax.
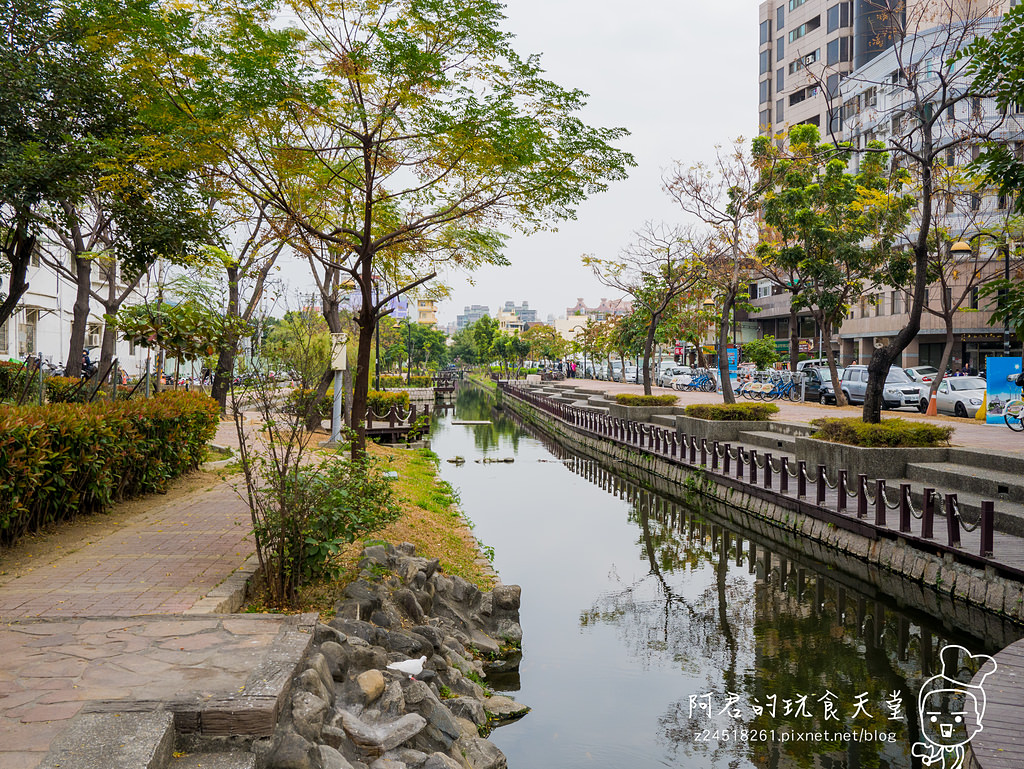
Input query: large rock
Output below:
<box><xmin>266</xmin><ymin>729</ymin><xmax>319</xmax><ymax>769</ymax></box>
<box><xmin>482</xmin><ymin>695</ymin><xmax>529</xmax><ymax>722</ymax></box>
<box><xmin>446</xmin><ymin>697</ymin><xmax>486</xmax><ymax>726</ymax></box>
<box><xmin>421</xmin><ymin>754</ymin><xmax>462</xmax><ymax>769</ymax></box>
<box><xmin>298</xmin><ymin>668</ymin><xmax>334</xmax><ymax>706</ymax></box>
<box><xmin>291</xmin><ymin>691</ymin><xmax>330</xmax><ymax>742</ymax></box>
<box><xmin>357</xmin><ymin>670</ymin><xmax>385</xmax><ymax>704</ymax></box>
<box><xmin>394</xmin><ymin>588</ymin><xmax>425</xmax><ymax>624</ymax></box>
<box><xmin>331</xmin><ymin>618</ymin><xmax>388</xmax><ymax>647</ymax></box>
<box><xmin>320</xmin><ymin>641</ymin><xmax>349</xmax><ymax>680</ymax></box>
<box><xmin>402</xmin><ymin>680</ymin><xmax>461</xmax><ymax>748</ymax></box>
<box><xmin>368</xmin><ymin>759</ymin><xmax>405</xmax><ymax>769</ymax></box>
<box><xmin>378</xmin><ymin>681</ymin><xmax>406</xmax><ymax>719</ymax></box>
<box><xmin>409</xmin><ymin>626</ymin><xmax>444</xmax><ymax>653</ymax></box>
<box><xmin>457</xmin><ymin>737</ymin><xmax>507</xmax><ymax>769</ymax></box>
<box><xmin>318</xmin><ymin>744</ymin><xmax>356</xmax><ymax>769</ymax></box>
<box><xmin>338</xmin><ymin>710</ymin><xmax>427</xmax><ymax>755</ymax></box>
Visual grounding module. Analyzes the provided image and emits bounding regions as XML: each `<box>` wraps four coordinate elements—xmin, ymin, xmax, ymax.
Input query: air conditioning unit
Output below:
<box><xmin>866</xmin><ymin>95</ymin><xmax>877</xmax><ymax>107</ymax></box>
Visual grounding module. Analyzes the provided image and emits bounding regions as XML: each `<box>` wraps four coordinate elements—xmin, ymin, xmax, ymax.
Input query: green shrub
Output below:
<box><xmin>45</xmin><ymin>376</ymin><xmax>88</xmax><ymax>403</ymax></box>
<box><xmin>0</xmin><ymin>391</ymin><xmax>219</xmax><ymax>546</ymax></box>
<box><xmin>0</xmin><ymin>360</ymin><xmax>30</xmax><ymax>401</ymax></box>
<box><xmin>367</xmin><ymin>389</ymin><xmax>410</xmax><ymax>415</ymax></box>
<box><xmin>379</xmin><ymin>375</ymin><xmax>433</xmax><ymax>388</ymax></box>
<box><xmin>810</xmin><ymin>417</ymin><xmax>954</xmax><ymax>447</ymax></box>
<box><xmin>614</xmin><ymin>393</ymin><xmax>678</xmax><ymax>406</ymax></box>
<box><xmin>284</xmin><ymin>388</ymin><xmax>332</xmax><ymax>422</ymax></box>
<box><xmin>684</xmin><ymin>402</ymin><xmax>780</xmax><ymax>421</ymax></box>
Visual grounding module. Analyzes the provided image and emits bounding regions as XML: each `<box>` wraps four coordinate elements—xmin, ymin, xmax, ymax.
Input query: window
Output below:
<box><xmin>946</xmin><ymin>103</ymin><xmax>955</xmax><ymax>121</ymax></box>
<box><xmin>971</xmin><ymin>144</ymin><xmax>981</xmax><ymax>162</ymax></box>
<box><xmin>789</xmin><ymin>16</ymin><xmax>820</xmax><ymax>42</ymax></box>
<box><xmin>777</xmin><ymin>5</ymin><xmax>785</xmax><ymax>30</ymax></box>
<box><xmin>777</xmin><ymin>37</ymin><xmax>785</xmax><ymax>61</ymax></box>
<box><xmin>945</xmin><ymin>287</ymin><xmax>953</xmax><ymax>309</ymax></box>
<box><xmin>969</xmin><ymin>287</ymin><xmax>980</xmax><ymax>310</ymax></box>
<box><xmin>999</xmin><ymin>192</ymin><xmax>1009</xmax><ymax>210</ymax></box>
<box><xmin>945</xmin><ymin>147</ymin><xmax>955</xmax><ymax>166</ymax></box>
<box><xmin>0</xmin><ymin>319</ymin><xmax>8</xmax><ymax>355</ymax></box>
<box><xmin>970</xmin><ymin>194</ymin><xmax>981</xmax><ymax>211</ymax></box>
<box><xmin>760</xmin><ymin>79</ymin><xmax>772</xmax><ymax>104</ymax></box>
<box><xmin>788</xmin><ymin>49</ymin><xmax>819</xmax><ymax>74</ymax></box>
<box><xmin>760</xmin><ymin>19</ymin><xmax>772</xmax><ymax>45</ymax></box>
<box><xmin>757</xmin><ymin>280</ymin><xmax>772</xmax><ymax>298</ymax></box>
<box><xmin>777</xmin><ymin>68</ymin><xmax>785</xmax><ymax>91</ymax></box>
<box><xmin>17</xmin><ymin>309</ymin><xmax>38</xmax><ymax>358</ymax></box>
<box><xmin>827</xmin><ymin>2</ymin><xmax>851</xmax><ymax>32</ymax></box>
<box><xmin>30</xmin><ymin>244</ymin><xmax>40</xmax><ymax>267</ymax></box>
<box><xmin>789</xmin><ymin>0</ymin><xmax>806</xmax><ymax>9</ymax></box>
<box><xmin>776</xmin><ymin>98</ymin><xmax>785</xmax><ymax>123</ymax></box>
<box><xmin>945</xmin><ymin>194</ymin><xmax>954</xmax><ymax>214</ymax></box>
<box><xmin>971</xmin><ymin>96</ymin><xmax>982</xmax><ymax>118</ymax></box>
<box><xmin>760</xmin><ymin>109</ymin><xmax>772</xmax><ymax>132</ymax></box>
<box><xmin>891</xmin><ymin>292</ymin><xmax>901</xmax><ymax>315</ymax></box>
<box><xmin>760</xmin><ymin>49</ymin><xmax>771</xmax><ymax>74</ymax></box>
<box><xmin>877</xmin><ymin>294</ymin><xmax>886</xmax><ymax>316</ymax></box>
<box><xmin>827</xmin><ymin>36</ymin><xmax>851</xmax><ymax>65</ymax></box>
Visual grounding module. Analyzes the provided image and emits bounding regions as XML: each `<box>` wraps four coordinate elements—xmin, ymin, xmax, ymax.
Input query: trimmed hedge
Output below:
<box><xmin>367</xmin><ymin>390</ymin><xmax>410</xmax><ymax>414</ymax></box>
<box><xmin>379</xmin><ymin>375</ymin><xmax>433</xmax><ymax>388</ymax></box>
<box><xmin>45</xmin><ymin>376</ymin><xmax>88</xmax><ymax>403</ymax></box>
<box><xmin>0</xmin><ymin>360</ymin><xmax>29</xmax><ymax>401</ymax></box>
<box><xmin>614</xmin><ymin>393</ymin><xmax>678</xmax><ymax>406</ymax></box>
<box><xmin>810</xmin><ymin>417</ymin><xmax>954</xmax><ymax>448</ymax></box>
<box><xmin>684</xmin><ymin>402</ymin><xmax>780</xmax><ymax>421</ymax></box>
<box><xmin>284</xmin><ymin>388</ymin><xmax>332</xmax><ymax>422</ymax></box>
<box><xmin>0</xmin><ymin>391</ymin><xmax>219</xmax><ymax>546</ymax></box>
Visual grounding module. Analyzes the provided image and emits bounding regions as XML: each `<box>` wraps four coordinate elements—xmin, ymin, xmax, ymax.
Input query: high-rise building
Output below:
<box><xmin>757</xmin><ymin>1</ymin><xmax>1015</xmax><ymax>141</ymax></box>
<box><xmin>502</xmin><ymin>301</ymin><xmax>537</xmax><ymax>324</ymax></box>
<box><xmin>456</xmin><ymin>304</ymin><xmax>490</xmax><ymax>330</ymax></box>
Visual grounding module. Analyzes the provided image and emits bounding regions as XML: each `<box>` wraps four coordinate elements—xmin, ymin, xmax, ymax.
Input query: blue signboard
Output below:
<box><xmin>726</xmin><ymin>347</ymin><xmax>738</xmax><ymax>372</ymax></box>
<box><xmin>984</xmin><ymin>356</ymin><xmax>1023</xmax><ymax>425</ymax></box>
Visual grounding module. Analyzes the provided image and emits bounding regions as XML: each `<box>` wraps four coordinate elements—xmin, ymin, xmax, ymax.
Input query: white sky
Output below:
<box><xmin>277</xmin><ymin>0</ymin><xmax>760</xmax><ymax>325</ymax></box>
<box><xmin>432</xmin><ymin>0</ymin><xmax>761</xmax><ymax>325</ymax></box>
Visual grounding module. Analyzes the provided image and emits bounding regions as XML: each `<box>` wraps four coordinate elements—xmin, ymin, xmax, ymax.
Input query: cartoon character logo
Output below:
<box><xmin>911</xmin><ymin>644</ymin><xmax>997</xmax><ymax>769</ymax></box>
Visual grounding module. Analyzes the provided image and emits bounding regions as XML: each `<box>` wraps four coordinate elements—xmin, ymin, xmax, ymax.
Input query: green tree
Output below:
<box><xmin>470</xmin><ymin>316</ymin><xmax>500</xmax><ymax>366</ymax></box>
<box><xmin>585</xmin><ymin>223</ymin><xmax>708</xmax><ymax>394</ymax></box>
<box><xmin>449</xmin><ymin>327</ymin><xmax>479</xmax><ymax>366</ymax></box>
<box><xmin>265</xmin><ymin>309</ymin><xmax>330</xmax><ymax>388</ymax></box>
<box><xmin>743</xmin><ymin>336</ymin><xmax>780</xmax><ymax>371</ymax></box>
<box><xmin>753</xmin><ymin>125</ymin><xmax>914</xmax><ymax>406</ymax></box>
<box><xmin>153</xmin><ymin>0</ymin><xmax>634</xmax><ymax>456</ymax></box>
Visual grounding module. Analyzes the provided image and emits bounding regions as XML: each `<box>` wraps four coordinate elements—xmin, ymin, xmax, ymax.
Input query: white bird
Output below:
<box><xmin>386</xmin><ymin>655</ymin><xmax>427</xmax><ymax>679</ymax></box>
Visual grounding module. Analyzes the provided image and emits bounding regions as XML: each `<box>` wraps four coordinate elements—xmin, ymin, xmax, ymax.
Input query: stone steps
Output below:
<box><xmin>736</xmin><ymin>429</ymin><xmax>799</xmax><ymax>454</ymax></box>
<box><xmin>37</xmin><ymin>712</ymin><xmax>176</xmax><ymax>769</ymax></box>
<box><xmin>906</xmin><ymin>462</ymin><xmax>1024</xmax><ymax>505</ymax></box>
<box><xmin>169</xmin><ymin>751</ymin><xmax>257</xmax><ymax>769</ymax></box>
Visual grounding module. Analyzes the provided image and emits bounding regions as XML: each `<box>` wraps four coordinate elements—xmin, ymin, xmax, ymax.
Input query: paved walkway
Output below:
<box><xmin>564</xmin><ymin>377</ymin><xmax>1024</xmax><ymax>455</ymax></box>
<box><xmin>0</xmin><ymin>417</ymin><xmax>285</xmax><ymax>769</ymax></box>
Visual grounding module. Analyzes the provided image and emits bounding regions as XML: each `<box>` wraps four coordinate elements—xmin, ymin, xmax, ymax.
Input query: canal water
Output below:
<box><xmin>430</xmin><ymin>387</ymin><xmax>1022</xmax><ymax>769</ymax></box>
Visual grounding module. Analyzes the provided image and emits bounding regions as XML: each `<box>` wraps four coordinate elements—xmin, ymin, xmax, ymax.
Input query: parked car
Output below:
<box><xmin>904</xmin><ymin>365</ymin><xmax>940</xmax><ymax>385</ymax></box>
<box><xmin>796</xmin><ymin>357</ymin><xmax>831</xmax><ymax>371</ymax></box>
<box><xmin>656</xmin><ymin>365</ymin><xmax>691</xmax><ymax>388</ymax></box>
<box><xmin>916</xmin><ymin>376</ymin><xmax>986</xmax><ymax>417</ymax></box>
<box><xmin>802</xmin><ymin>366</ymin><xmax>844</xmax><ymax>404</ymax></box>
<box><xmin>840</xmin><ymin>365</ymin><xmax>922</xmax><ymax>408</ymax></box>
<box><xmin>623</xmin><ymin>365</ymin><xmax>640</xmax><ymax>383</ymax></box>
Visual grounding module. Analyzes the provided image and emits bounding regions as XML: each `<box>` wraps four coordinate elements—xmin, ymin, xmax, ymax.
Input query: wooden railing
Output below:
<box><xmin>498</xmin><ymin>382</ymin><xmax>1008</xmax><ymax>575</ymax></box>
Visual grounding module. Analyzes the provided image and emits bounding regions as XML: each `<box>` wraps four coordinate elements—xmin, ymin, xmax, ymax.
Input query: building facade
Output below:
<box><xmin>415</xmin><ymin>299</ymin><xmax>438</xmax><ymax>328</ymax></box>
<box><xmin>456</xmin><ymin>304</ymin><xmax>490</xmax><ymax>330</ymax></box>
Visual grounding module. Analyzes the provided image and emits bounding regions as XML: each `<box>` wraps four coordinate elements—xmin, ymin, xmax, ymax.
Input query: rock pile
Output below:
<box><xmin>260</xmin><ymin>543</ymin><xmax>528</xmax><ymax>769</ymax></box>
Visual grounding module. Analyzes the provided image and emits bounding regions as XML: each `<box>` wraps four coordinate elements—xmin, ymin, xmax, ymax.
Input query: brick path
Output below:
<box><xmin>0</xmin><ymin>416</ymin><xmax>271</xmax><ymax>768</ymax></box>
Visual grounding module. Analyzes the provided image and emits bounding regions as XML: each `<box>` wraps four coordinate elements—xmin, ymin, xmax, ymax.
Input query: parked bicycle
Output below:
<box><xmin>1005</xmin><ymin>371</ymin><xmax>1024</xmax><ymax>432</ymax></box>
<box><xmin>672</xmin><ymin>367</ymin><xmax>717</xmax><ymax>392</ymax></box>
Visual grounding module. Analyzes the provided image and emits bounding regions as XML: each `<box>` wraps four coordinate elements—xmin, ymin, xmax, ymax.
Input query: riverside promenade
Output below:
<box><xmin>0</xmin><ymin>418</ymin><xmax>315</xmax><ymax>769</ymax></box>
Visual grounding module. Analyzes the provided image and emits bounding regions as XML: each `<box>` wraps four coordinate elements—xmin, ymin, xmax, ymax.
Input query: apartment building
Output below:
<box><xmin>415</xmin><ymin>299</ymin><xmax>438</xmax><ymax>328</ymax></box>
<box><xmin>750</xmin><ymin>5</ymin><xmax>1024</xmax><ymax>370</ymax></box>
<box><xmin>456</xmin><ymin>304</ymin><xmax>490</xmax><ymax>330</ymax></box>
<box><xmin>758</xmin><ymin>0</ymin><xmax>1018</xmax><ymax>140</ymax></box>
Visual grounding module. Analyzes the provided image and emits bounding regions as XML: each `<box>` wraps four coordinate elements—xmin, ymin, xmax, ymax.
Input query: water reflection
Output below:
<box><xmin>432</xmin><ymin>386</ymin><xmax>1023</xmax><ymax>769</ymax></box>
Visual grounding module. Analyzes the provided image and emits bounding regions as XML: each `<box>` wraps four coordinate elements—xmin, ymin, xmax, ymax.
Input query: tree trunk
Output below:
<box><xmin>0</xmin><ymin>228</ymin><xmax>34</xmax><ymax>331</ymax></box>
<box><xmin>819</xmin><ymin>315</ymin><xmax>846</xmax><ymax>407</ymax></box>
<box><xmin>65</xmin><ymin>255</ymin><xmax>92</xmax><ymax>379</ymax></box>
<box><xmin>350</xmin><ymin>305</ymin><xmax>376</xmax><ymax>458</ymax></box>
<box><xmin>719</xmin><ymin>290</ymin><xmax>736</xmax><ymax>404</ymax></box>
<box><xmin>789</xmin><ymin>304</ymin><xmax>800</xmax><ymax>371</ymax></box>
<box><xmin>930</xmin><ymin>315</ymin><xmax>956</xmax><ymax>400</ymax></box>
<box><xmin>211</xmin><ymin>264</ymin><xmax>241</xmax><ymax>412</ymax></box>
<box><xmin>642</xmin><ymin>316</ymin><xmax>657</xmax><ymax>395</ymax></box>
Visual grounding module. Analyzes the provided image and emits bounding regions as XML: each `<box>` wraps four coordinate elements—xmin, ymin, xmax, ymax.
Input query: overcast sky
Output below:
<box><xmin>274</xmin><ymin>0</ymin><xmax>760</xmax><ymax>324</ymax></box>
<box><xmin>427</xmin><ymin>0</ymin><xmax>761</xmax><ymax>325</ymax></box>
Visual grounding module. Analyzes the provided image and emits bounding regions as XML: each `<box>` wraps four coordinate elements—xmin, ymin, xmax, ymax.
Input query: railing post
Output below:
<box><xmin>671</xmin><ymin>432</ymin><xmax>678</xmax><ymax>458</ymax></box>
<box><xmin>779</xmin><ymin>457</ymin><xmax>789</xmax><ymax>494</ymax></box>
<box><xmin>875</xmin><ymin>479</ymin><xmax>886</xmax><ymax>527</ymax></box>
<box><xmin>367</xmin><ymin>407</ymin><xmax>374</xmax><ymax>428</ymax></box>
<box><xmin>857</xmin><ymin>474</ymin><xmax>867</xmax><ymax>519</ymax></box>
<box><xmin>980</xmin><ymin>500</ymin><xmax>994</xmax><ymax>557</ymax></box>
<box><xmin>945</xmin><ymin>494</ymin><xmax>961</xmax><ymax>548</ymax></box>
<box><xmin>922</xmin><ymin>488</ymin><xmax>935</xmax><ymax>539</ymax></box>
<box><xmin>689</xmin><ymin>436</ymin><xmax>697</xmax><ymax>464</ymax></box>
<box><xmin>816</xmin><ymin>465</ymin><xmax>826</xmax><ymax>505</ymax></box>
<box><xmin>711</xmin><ymin>441</ymin><xmax>720</xmax><ymax>471</ymax></box>
<box><xmin>736</xmin><ymin>448</ymin><xmax>745</xmax><ymax>479</ymax></box>
<box><xmin>723</xmin><ymin>443</ymin><xmax>731</xmax><ymax>474</ymax></box>
<box><xmin>837</xmin><ymin>470</ymin><xmax>848</xmax><ymax>512</ymax></box>
<box><xmin>749</xmin><ymin>449</ymin><xmax>758</xmax><ymax>484</ymax></box>
<box><xmin>700</xmin><ymin>439</ymin><xmax>707</xmax><ymax>467</ymax></box>
<box><xmin>763</xmin><ymin>453</ymin><xmax>772</xmax><ymax>489</ymax></box>
<box><xmin>796</xmin><ymin>460</ymin><xmax>806</xmax><ymax>499</ymax></box>
<box><xmin>899</xmin><ymin>483</ymin><xmax>912</xmax><ymax>533</ymax></box>
<box><xmin>639</xmin><ymin>425</ymin><xmax>645</xmax><ymax>449</ymax></box>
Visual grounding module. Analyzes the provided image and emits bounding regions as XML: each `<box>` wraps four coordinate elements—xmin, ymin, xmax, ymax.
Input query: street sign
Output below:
<box><xmin>331</xmin><ymin>333</ymin><xmax>348</xmax><ymax>370</ymax></box>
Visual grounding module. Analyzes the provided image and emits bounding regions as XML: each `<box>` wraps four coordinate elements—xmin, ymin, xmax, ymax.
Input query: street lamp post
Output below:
<box><xmin>1004</xmin><ymin>241</ymin><xmax>1011</xmax><ymax>357</ymax></box>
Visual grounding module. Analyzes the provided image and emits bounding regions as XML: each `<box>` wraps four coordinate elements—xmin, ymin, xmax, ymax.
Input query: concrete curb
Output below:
<box><xmin>184</xmin><ymin>554</ymin><xmax>260</xmax><ymax>615</ymax></box>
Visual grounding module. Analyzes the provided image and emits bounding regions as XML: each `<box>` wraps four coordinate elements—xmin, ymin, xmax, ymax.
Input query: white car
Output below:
<box><xmin>917</xmin><ymin>376</ymin><xmax>986</xmax><ymax>417</ymax></box>
<box><xmin>656</xmin><ymin>365</ymin><xmax>691</xmax><ymax>388</ymax></box>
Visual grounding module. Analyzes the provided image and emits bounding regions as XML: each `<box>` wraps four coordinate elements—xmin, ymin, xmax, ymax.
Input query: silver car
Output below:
<box><xmin>917</xmin><ymin>376</ymin><xmax>986</xmax><ymax>417</ymax></box>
